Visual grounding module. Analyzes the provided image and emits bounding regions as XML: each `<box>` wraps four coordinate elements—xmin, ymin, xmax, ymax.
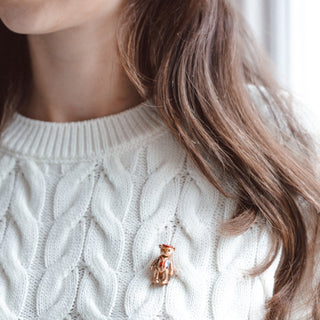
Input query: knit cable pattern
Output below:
<box><xmin>125</xmin><ymin>136</ymin><xmax>185</xmax><ymax>319</ymax></box>
<box><xmin>0</xmin><ymin>155</ymin><xmax>16</xmax><ymax>244</ymax></box>
<box><xmin>164</xmin><ymin>156</ymin><xmax>221</xmax><ymax>319</ymax></box>
<box><xmin>36</xmin><ymin>161</ymin><xmax>95</xmax><ymax>319</ymax></box>
<box><xmin>212</xmin><ymin>176</ymin><xmax>280</xmax><ymax>319</ymax></box>
<box><xmin>77</xmin><ymin>153</ymin><xmax>138</xmax><ymax>319</ymax></box>
<box><xmin>0</xmin><ymin>158</ymin><xmax>46</xmax><ymax>319</ymax></box>
<box><xmin>248</xmin><ymin>227</ymin><xmax>282</xmax><ymax>318</ymax></box>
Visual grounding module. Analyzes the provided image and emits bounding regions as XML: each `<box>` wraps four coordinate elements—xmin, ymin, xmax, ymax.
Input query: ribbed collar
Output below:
<box><xmin>0</xmin><ymin>100</ymin><xmax>167</xmax><ymax>161</ymax></box>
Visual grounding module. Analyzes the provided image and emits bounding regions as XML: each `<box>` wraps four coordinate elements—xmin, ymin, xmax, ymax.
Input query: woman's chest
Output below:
<box><xmin>0</xmin><ymin>151</ymin><xmax>278</xmax><ymax>320</ymax></box>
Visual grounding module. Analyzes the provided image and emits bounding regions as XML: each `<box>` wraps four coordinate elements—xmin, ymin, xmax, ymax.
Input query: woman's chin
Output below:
<box><xmin>0</xmin><ymin>0</ymin><xmax>120</xmax><ymax>35</ymax></box>
<box><xmin>0</xmin><ymin>5</ymin><xmax>59</xmax><ymax>35</ymax></box>
<box><xmin>1</xmin><ymin>17</ymin><xmax>64</xmax><ymax>35</ymax></box>
<box><xmin>2</xmin><ymin>18</ymin><xmax>36</xmax><ymax>35</ymax></box>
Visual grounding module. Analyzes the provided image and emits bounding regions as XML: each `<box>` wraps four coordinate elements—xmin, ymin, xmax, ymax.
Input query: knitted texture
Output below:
<box><xmin>0</xmin><ymin>99</ymin><xmax>281</xmax><ymax>320</ymax></box>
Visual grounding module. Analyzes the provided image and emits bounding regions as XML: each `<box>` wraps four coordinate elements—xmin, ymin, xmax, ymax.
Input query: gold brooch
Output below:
<box><xmin>150</xmin><ymin>244</ymin><xmax>176</xmax><ymax>285</ymax></box>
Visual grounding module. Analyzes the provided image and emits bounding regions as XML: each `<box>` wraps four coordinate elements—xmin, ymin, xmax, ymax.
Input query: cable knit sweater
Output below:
<box><xmin>0</xmin><ymin>99</ymin><xmax>281</xmax><ymax>320</ymax></box>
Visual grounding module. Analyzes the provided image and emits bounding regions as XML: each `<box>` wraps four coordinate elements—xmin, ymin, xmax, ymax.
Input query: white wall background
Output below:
<box><xmin>236</xmin><ymin>0</ymin><xmax>320</xmax><ymax>136</ymax></box>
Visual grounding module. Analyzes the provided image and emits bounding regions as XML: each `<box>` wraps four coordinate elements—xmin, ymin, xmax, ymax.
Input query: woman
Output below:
<box><xmin>0</xmin><ymin>0</ymin><xmax>319</xmax><ymax>319</ymax></box>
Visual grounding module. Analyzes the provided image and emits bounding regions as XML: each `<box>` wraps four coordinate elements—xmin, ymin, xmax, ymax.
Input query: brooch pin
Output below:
<box><xmin>150</xmin><ymin>244</ymin><xmax>176</xmax><ymax>285</ymax></box>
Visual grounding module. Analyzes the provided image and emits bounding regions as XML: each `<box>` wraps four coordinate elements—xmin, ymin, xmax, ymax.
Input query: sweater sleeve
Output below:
<box><xmin>247</xmin><ymin>85</ymin><xmax>320</xmax><ymax>319</ymax></box>
<box><xmin>247</xmin><ymin>84</ymin><xmax>318</xmax><ymax>153</ymax></box>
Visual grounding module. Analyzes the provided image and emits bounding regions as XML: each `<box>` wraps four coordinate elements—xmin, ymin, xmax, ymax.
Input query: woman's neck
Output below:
<box><xmin>21</xmin><ymin>3</ymin><xmax>142</xmax><ymax>122</ymax></box>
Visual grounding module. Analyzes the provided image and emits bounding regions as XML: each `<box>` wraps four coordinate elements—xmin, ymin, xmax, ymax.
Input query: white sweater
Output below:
<box><xmin>0</xmin><ymin>99</ymin><xmax>281</xmax><ymax>320</ymax></box>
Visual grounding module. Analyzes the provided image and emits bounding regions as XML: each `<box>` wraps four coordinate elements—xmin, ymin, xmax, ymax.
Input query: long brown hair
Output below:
<box><xmin>1</xmin><ymin>0</ymin><xmax>320</xmax><ymax>318</ymax></box>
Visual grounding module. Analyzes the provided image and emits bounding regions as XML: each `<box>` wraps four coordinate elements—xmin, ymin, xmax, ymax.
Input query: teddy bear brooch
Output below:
<box><xmin>150</xmin><ymin>244</ymin><xmax>176</xmax><ymax>285</ymax></box>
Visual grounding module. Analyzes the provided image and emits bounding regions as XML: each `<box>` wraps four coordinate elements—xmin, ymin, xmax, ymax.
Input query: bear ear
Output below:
<box><xmin>159</xmin><ymin>244</ymin><xmax>162</xmax><ymax>248</ymax></box>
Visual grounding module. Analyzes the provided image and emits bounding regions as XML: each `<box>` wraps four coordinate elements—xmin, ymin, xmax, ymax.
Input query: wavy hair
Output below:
<box><xmin>1</xmin><ymin>0</ymin><xmax>320</xmax><ymax>318</ymax></box>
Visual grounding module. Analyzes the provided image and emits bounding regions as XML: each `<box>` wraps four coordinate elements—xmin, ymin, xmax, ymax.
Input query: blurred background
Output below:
<box><xmin>236</xmin><ymin>0</ymin><xmax>320</xmax><ymax>136</ymax></box>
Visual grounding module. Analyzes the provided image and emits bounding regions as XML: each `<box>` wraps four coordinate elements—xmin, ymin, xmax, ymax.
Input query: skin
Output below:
<box><xmin>0</xmin><ymin>0</ymin><xmax>143</xmax><ymax>122</ymax></box>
